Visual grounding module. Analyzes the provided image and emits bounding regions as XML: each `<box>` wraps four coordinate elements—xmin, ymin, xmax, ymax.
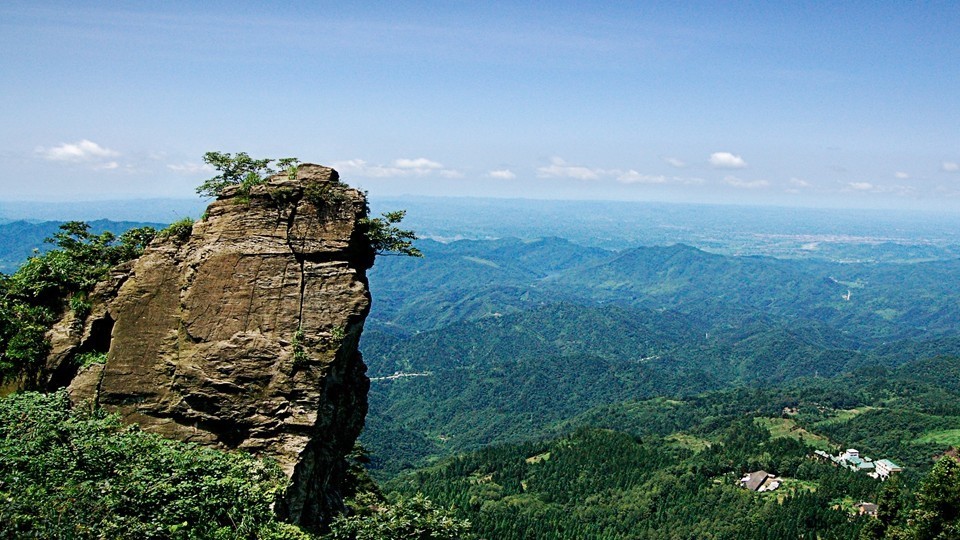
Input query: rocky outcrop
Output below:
<box><xmin>49</xmin><ymin>165</ymin><xmax>375</xmax><ymax>529</ymax></box>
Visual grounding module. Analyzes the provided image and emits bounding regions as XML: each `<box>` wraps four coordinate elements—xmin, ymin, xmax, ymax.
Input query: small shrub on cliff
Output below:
<box><xmin>159</xmin><ymin>217</ymin><xmax>195</xmax><ymax>242</ymax></box>
<box><xmin>360</xmin><ymin>211</ymin><xmax>423</xmax><ymax>258</ymax></box>
<box><xmin>0</xmin><ymin>391</ymin><xmax>305</xmax><ymax>539</ymax></box>
<box><xmin>304</xmin><ymin>182</ymin><xmax>348</xmax><ymax>210</ymax></box>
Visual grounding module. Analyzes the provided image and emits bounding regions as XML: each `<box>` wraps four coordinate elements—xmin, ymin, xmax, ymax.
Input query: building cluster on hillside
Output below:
<box><xmin>814</xmin><ymin>448</ymin><xmax>902</xmax><ymax>479</ymax></box>
<box><xmin>739</xmin><ymin>470</ymin><xmax>782</xmax><ymax>492</ymax></box>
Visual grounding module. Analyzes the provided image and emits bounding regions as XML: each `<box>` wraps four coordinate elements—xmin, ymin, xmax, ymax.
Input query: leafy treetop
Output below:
<box><xmin>195</xmin><ymin>151</ymin><xmax>300</xmax><ymax>199</ymax></box>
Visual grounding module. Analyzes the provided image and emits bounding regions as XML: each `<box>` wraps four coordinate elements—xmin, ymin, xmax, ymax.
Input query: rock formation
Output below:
<box><xmin>48</xmin><ymin>164</ymin><xmax>375</xmax><ymax>529</ymax></box>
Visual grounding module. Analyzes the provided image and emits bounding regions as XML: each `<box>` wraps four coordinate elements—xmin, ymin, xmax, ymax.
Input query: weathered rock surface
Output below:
<box><xmin>50</xmin><ymin>165</ymin><xmax>375</xmax><ymax>529</ymax></box>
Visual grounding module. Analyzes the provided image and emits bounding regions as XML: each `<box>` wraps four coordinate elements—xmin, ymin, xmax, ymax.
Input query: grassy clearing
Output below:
<box><xmin>915</xmin><ymin>429</ymin><xmax>960</xmax><ymax>446</ymax></box>
<box><xmin>665</xmin><ymin>432</ymin><xmax>712</xmax><ymax>452</ymax></box>
<box><xmin>813</xmin><ymin>406</ymin><xmax>879</xmax><ymax>428</ymax></box>
<box><xmin>777</xmin><ymin>478</ymin><xmax>819</xmax><ymax>503</ymax></box>
<box><xmin>461</xmin><ymin>256</ymin><xmax>501</xmax><ymax>268</ymax></box>
<box><xmin>829</xmin><ymin>496</ymin><xmax>859</xmax><ymax>515</ymax></box>
<box><xmin>755</xmin><ymin>417</ymin><xmax>834</xmax><ymax>451</ymax></box>
<box><xmin>525</xmin><ymin>452</ymin><xmax>551</xmax><ymax>464</ymax></box>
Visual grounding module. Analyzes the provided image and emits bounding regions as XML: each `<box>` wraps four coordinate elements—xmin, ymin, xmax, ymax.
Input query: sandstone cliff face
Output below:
<box><xmin>52</xmin><ymin>165</ymin><xmax>375</xmax><ymax>529</ymax></box>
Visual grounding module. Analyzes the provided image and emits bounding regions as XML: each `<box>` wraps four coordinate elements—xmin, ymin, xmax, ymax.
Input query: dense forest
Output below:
<box><xmin>383</xmin><ymin>357</ymin><xmax>960</xmax><ymax>538</ymax></box>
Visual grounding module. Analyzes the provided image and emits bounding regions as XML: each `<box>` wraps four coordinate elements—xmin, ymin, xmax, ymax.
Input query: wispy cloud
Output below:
<box><xmin>488</xmin><ymin>169</ymin><xmax>516</xmax><ymax>180</ymax></box>
<box><xmin>845</xmin><ymin>182</ymin><xmax>914</xmax><ymax>196</ymax></box>
<box><xmin>617</xmin><ymin>170</ymin><xmax>667</xmax><ymax>184</ymax></box>
<box><xmin>894</xmin><ymin>171</ymin><xmax>910</xmax><ymax>179</ymax></box>
<box><xmin>943</xmin><ymin>161</ymin><xmax>959</xmax><ymax>173</ymax></box>
<box><xmin>332</xmin><ymin>157</ymin><xmax>459</xmax><ymax>178</ymax></box>
<box><xmin>538</xmin><ymin>157</ymin><xmax>702</xmax><ymax>186</ymax></box>
<box><xmin>663</xmin><ymin>157</ymin><xmax>686</xmax><ymax>168</ymax></box>
<box><xmin>394</xmin><ymin>157</ymin><xmax>443</xmax><ymax>170</ymax></box>
<box><xmin>537</xmin><ymin>157</ymin><xmax>602</xmax><ymax>180</ymax></box>
<box><xmin>724</xmin><ymin>176</ymin><xmax>769</xmax><ymax>189</ymax></box>
<box><xmin>709</xmin><ymin>152</ymin><xmax>747</xmax><ymax>169</ymax></box>
<box><xmin>789</xmin><ymin>177</ymin><xmax>811</xmax><ymax>188</ymax></box>
<box><xmin>167</xmin><ymin>162</ymin><xmax>214</xmax><ymax>174</ymax></box>
<box><xmin>37</xmin><ymin>139</ymin><xmax>119</xmax><ymax>163</ymax></box>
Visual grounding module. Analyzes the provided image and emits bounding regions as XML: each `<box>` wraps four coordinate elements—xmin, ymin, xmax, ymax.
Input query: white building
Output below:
<box><xmin>874</xmin><ymin>459</ymin><xmax>902</xmax><ymax>478</ymax></box>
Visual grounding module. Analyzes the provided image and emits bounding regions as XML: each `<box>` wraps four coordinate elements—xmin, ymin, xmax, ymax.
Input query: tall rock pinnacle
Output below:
<box><xmin>57</xmin><ymin>164</ymin><xmax>375</xmax><ymax>529</ymax></box>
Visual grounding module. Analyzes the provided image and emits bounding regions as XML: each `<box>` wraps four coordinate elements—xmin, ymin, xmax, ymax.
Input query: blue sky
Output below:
<box><xmin>1</xmin><ymin>1</ymin><xmax>958</xmax><ymax>210</ymax></box>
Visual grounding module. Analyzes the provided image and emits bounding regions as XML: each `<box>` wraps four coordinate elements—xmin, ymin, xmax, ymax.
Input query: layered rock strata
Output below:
<box><xmin>50</xmin><ymin>165</ymin><xmax>375</xmax><ymax>529</ymax></box>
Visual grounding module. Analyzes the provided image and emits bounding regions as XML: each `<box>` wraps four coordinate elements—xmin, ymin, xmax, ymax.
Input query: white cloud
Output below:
<box><xmin>943</xmin><ymin>161</ymin><xmax>960</xmax><ymax>173</ymax></box>
<box><xmin>332</xmin><ymin>157</ymin><xmax>458</xmax><ymax>178</ymax></box>
<box><xmin>332</xmin><ymin>159</ymin><xmax>405</xmax><ymax>178</ymax></box>
<box><xmin>393</xmin><ymin>157</ymin><xmax>443</xmax><ymax>170</ymax></box>
<box><xmin>488</xmin><ymin>169</ymin><xmax>516</xmax><ymax>180</ymax></box>
<box><xmin>789</xmin><ymin>177</ymin><xmax>811</xmax><ymax>188</ymax></box>
<box><xmin>95</xmin><ymin>161</ymin><xmax>120</xmax><ymax>170</ymax></box>
<box><xmin>664</xmin><ymin>157</ymin><xmax>686</xmax><ymax>168</ymax></box>
<box><xmin>709</xmin><ymin>152</ymin><xmax>747</xmax><ymax>169</ymax></box>
<box><xmin>37</xmin><ymin>139</ymin><xmax>119</xmax><ymax>162</ymax></box>
<box><xmin>617</xmin><ymin>170</ymin><xmax>667</xmax><ymax>184</ymax></box>
<box><xmin>894</xmin><ymin>171</ymin><xmax>910</xmax><ymax>179</ymax></box>
<box><xmin>537</xmin><ymin>158</ymin><xmax>702</xmax><ymax>185</ymax></box>
<box><xmin>167</xmin><ymin>162</ymin><xmax>215</xmax><ymax>174</ymax></box>
<box><xmin>845</xmin><ymin>182</ymin><xmax>914</xmax><ymax>196</ymax></box>
<box><xmin>724</xmin><ymin>176</ymin><xmax>769</xmax><ymax>189</ymax></box>
<box><xmin>537</xmin><ymin>157</ymin><xmax>602</xmax><ymax>180</ymax></box>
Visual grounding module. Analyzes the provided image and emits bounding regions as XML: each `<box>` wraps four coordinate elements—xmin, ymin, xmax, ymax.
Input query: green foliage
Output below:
<box><xmin>0</xmin><ymin>221</ymin><xmax>156</xmax><ymax>385</ymax></box>
<box><xmin>304</xmin><ymin>182</ymin><xmax>348</xmax><ymax>210</ymax></box>
<box><xmin>159</xmin><ymin>217</ymin><xmax>195</xmax><ymax>242</ymax></box>
<box><xmin>292</xmin><ymin>326</ymin><xmax>308</xmax><ymax>367</ymax></box>
<box><xmin>0</xmin><ymin>220</ymin><xmax>162</xmax><ymax>274</ymax></box>
<box><xmin>70</xmin><ymin>291</ymin><xmax>92</xmax><ymax>319</ymax></box>
<box><xmin>900</xmin><ymin>456</ymin><xmax>960</xmax><ymax>539</ymax></box>
<box><xmin>325</xmin><ymin>492</ymin><xmax>473</xmax><ymax>540</ymax></box>
<box><xmin>8</xmin><ymin>222</ymin><xmax>154</xmax><ymax>304</ymax></box>
<box><xmin>195</xmin><ymin>151</ymin><xmax>300</xmax><ymax>199</ymax></box>
<box><xmin>75</xmin><ymin>351</ymin><xmax>107</xmax><ymax>367</ymax></box>
<box><xmin>0</xmin><ymin>391</ymin><xmax>307</xmax><ymax>539</ymax></box>
<box><xmin>361</xmin><ymin>211</ymin><xmax>422</xmax><ymax>258</ymax></box>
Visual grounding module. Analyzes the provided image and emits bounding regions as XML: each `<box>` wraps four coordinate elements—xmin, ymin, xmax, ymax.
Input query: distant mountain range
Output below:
<box><xmin>360</xmin><ymin>236</ymin><xmax>960</xmax><ymax>477</ymax></box>
<box><xmin>4</xmin><ymin>195</ymin><xmax>960</xmax><ymax>260</ymax></box>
